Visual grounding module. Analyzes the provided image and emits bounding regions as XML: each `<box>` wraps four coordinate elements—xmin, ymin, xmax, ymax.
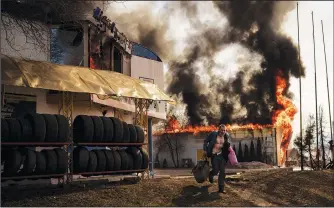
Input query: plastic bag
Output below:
<box><xmin>191</xmin><ymin>160</ymin><xmax>210</xmax><ymax>183</ymax></box>
<box><xmin>228</xmin><ymin>147</ymin><xmax>238</xmax><ymax>165</ymax></box>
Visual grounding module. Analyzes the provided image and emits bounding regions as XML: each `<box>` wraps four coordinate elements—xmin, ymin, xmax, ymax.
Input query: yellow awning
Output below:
<box><xmin>1</xmin><ymin>55</ymin><xmax>175</xmax><ymax>104</ymax></box>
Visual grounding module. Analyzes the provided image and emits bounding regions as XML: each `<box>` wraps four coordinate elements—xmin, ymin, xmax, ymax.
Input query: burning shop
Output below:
<box><xmin>154</xmin><ymin>70</ymin><xmax>297</xmax><ymax>168</ymax></box>
<box><xmin>154</xmin><ymin>116</ymin><xmax>288</xmax><ymax>168</ymax></box>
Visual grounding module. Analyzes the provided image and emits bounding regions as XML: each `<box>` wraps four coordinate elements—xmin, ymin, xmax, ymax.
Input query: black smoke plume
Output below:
<box><xmin>167</xmin><ymin>1</ymin><xmax>305</xmax><ymax>126</ymax></box>
<box><xmin>105</xmin><ymin>5</ymin><xmax>174</xmax><ymax>61</ymax></box>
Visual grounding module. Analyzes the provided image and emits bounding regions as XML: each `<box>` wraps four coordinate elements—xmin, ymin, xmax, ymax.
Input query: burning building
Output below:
<box><xmin>2</xmin><ymin>2</ymin><xmax>168</xmax><ymax>126</ymax></box>
<box><xmin>153</xmin><ymin>114</ymin><xmax>293</xmax><ymax>168</ymax></box>
<box><xmin>1</xmin><ymin>1</ymin><xmax>305</xmax><ymax>168</ymax></box>
<box><xmin>153</xmin><ymin>125</ymin><xmax>280</xmax><ymax>168</ymax></box>
<box><xmin>154</xmin><ymin>69</ymin><xmax>297</xmax><ymax>167</ymax></box>
<box><xmin>47</xmin><ymin>7</ymin><xmax>167</xmax><ymax>122</ymax></box>
<box><xmin>154</xmin><ymin>1</ymin><xmax>302</xmax><ymax>168</ymax></box>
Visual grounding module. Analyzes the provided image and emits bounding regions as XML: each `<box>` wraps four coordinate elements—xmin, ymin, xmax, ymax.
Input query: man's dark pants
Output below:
<box><xmin>209</xmin><ymin>154</ymin><xmax>226</xmax><ymax>190</ymax></box>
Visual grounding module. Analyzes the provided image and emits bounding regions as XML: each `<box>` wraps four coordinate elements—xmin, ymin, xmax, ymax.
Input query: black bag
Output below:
<box><xmin>191</xmin><ymin>158</ymin><xmax>210</xmax><ymax>183</ymax></box>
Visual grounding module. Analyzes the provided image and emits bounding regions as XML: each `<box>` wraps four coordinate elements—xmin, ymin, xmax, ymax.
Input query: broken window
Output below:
<box><xmin>113</xmin><ymin>46</ymin><xmax>122</xmax><ymax>73</ymax></box>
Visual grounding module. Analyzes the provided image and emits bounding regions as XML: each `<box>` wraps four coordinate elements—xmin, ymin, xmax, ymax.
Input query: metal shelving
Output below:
<box><xmin>75</xmin><ymin>169</ymin><xmax>146</xmax><ymax>176</ymax></box>
<box><xmin>1</xmin><ymin>140</ymin><xmax>70</xmax><ymax>184</ymax></box>
<box><xmin>75</xmin><ymin>143</ymin><xmax>147</xmax><ymax>147</ymax></box>
<box><xmin>1</xmin><ymin>174</ymin><xmax>66</xmax><ymax>181</ymax></box>
<box><xmin>73</xmin><ymin>142</ymin><xmax>148</xmax><ymax>178</ymax></box>
<box><xmin>1</xmin><ymin>95</ymin><xmax>153</xmax><ymax>186</ymax></box>
<box><xmin>1</xmin><ymin>142</ymin><xmax>71</xmax><ymax>146</ymax></box>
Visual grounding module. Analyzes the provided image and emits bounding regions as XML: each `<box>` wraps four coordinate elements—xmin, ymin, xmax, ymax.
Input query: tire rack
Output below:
<box><xmin>73</xmin><ymin>142</ymin><xmax>148</xmax><ymax>176</ymax></box>
<box><xmin>2</xmin><ymin>91</ymin><xmax>74</xmax><ymax>184</ymax></box>
<box><xmin>1</xmin><ymin>91</ymin><xmax>154</xmax><ymax>184</ymax></box>
<box><xmin>1</xmin><ymin>142</ymin><xmax>71</xmax><ymax>181</ymax></box>
<box><xmin>71</xmin><ymin>98</ymin><xmax>152</xmax><ymax>179</ymax></box>
<box><xmin>76</xmin><ymin>143</ymin><xmax>148</xmax><ymax>146</ymax></box>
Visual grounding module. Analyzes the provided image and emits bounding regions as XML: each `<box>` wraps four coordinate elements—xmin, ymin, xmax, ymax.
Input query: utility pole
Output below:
<box><xmin>297</xmin><ymin>2</ymin><xmax>304</xmax><ymax>170</ymax></box>
<box><xmin>321</xmin><ymin>20</ymin><xmax>333</xmax><ymax>144</ymax></box>
<box><xmin>311</xmin><ymin>11</ymin><xmax>320</xmax><ymax>170</ymax></box>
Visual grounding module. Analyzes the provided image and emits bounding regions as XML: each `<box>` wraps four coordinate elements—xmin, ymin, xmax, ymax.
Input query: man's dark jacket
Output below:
<box><xmin>203</xmin><ymin>131</ymin><xmax>230</xmax><ymax>161</ymax></box>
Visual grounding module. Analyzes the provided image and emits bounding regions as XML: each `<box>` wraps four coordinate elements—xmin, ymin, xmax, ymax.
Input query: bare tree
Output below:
<box><xmin>1</xmin><ymin>1</ymin><xmax>107</xmax><ymax>57</ymax></box>
<box><xmin>305</xmin><ymin>115</ymin><xmax>316</xmax><ymax>169</ymax></box>
<box><xmin>158</xmin><ymin>120</ymin><xmax>185</xmax><ymax>168</ymax></box>
<box><xmin>154</xmin><ymin>107</ymin><xmax>187</xmax><ymax>168</ymax></box>
<box><xmin>318</xmin><ymin>105</ymin><xmax>328</xmax><ymax>168</ymax></box>
<box><xmin>294</xmin><ymin>135</ymin><xmax>308</xmax><ymax>166</ymax></box>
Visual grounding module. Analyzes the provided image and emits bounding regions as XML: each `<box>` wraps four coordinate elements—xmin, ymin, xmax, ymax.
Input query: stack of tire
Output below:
<box><xmin>1</xmin><ymin>148</ymin><xmax>68</xmax><ymax>180</ymax></box>
<box><xmin>73</xmin><ymin>146</ymin><xmax>149</xmax><ymax>175</ymax></box>
<box><xmin>1</xmin><ymin>113</ymin><xmax>69</xmax><ymax>142</ymax></box>
<box><xmin>73</xmin><ymin>115</ymin><xmax>145</xmax><ymax>143</ymax></box>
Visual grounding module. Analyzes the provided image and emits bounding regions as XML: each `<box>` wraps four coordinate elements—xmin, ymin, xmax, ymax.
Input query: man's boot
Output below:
<box><xmin>209</xmin><ymin>173</ymin><xmax>214</xmax><ymax>183</ymax></box>
<box><xmin>218</xmin><ymin>186</ymin><xmax>226</xmax><ymax>194</ymax></box>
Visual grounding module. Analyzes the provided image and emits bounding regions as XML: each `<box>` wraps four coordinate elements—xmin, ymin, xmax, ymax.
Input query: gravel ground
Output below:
<box><xmin>1</xmin><ymin>169</ymin><xmax>333</xmax><ymax>207</ymax></box>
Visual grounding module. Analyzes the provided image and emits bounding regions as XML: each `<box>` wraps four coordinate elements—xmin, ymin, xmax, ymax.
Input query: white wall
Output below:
<box><xmin>4</xmin><ymin>86</ymin><xmax>135</xmax><ymax>125</ymax></box>
<box><xmin>130</xmin><ymin>55</ymin><xmax>166</xmax><ymax>117</ymax></box>
<box><xmin>130</xmin><ymin>56</ymin><xmax>164</xmax><ymax>89</ymax></box>
<box><xmin>152</xmin><ymin>134</ymin><xmax>198</xmax><ymax>168</ymax></box>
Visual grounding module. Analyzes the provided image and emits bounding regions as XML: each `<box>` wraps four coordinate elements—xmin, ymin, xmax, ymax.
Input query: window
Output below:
<box><xmin>89</xmin><ymin>26</ymin><xmax>111</xmax><ymax>70</ymax></box>
<box><xmin>50</xmin><ymin>25</ymin><xmax>84</xmax><ymax>66</ymax></box>
<box><xmin>113</xmin><ymin>46</ymin><xmax>122</xmax><ymax>73</ymax></box>
<box><xmin>131</xmin><ymin>43</ymin><xmax>162</xmax><ymax>62</ymax></box>
<box><xmin>50</xmin><ymin>28</ymin><xmax>65</xmax><ymax>64</ymax></box>
<box><xmin>89</xmin><ymin>26</ymin><xmax>124</xmax><ymax>73</ymax></box>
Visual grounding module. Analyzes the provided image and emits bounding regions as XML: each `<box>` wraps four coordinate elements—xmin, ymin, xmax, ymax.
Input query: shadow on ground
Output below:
<box><xmin>1</xmin><ymin>179</ymin><xmax>136</xmax><ymax>205</ymax></box>
<box><xmin>172</xmin><ymin>185</ymin><xmax>221</xmax><ymax>206</ymax></box>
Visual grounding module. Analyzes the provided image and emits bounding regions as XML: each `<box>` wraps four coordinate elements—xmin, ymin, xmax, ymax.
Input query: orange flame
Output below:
<box><xmin>90</xmin><ymin>57</ymin><xmax>97</xmax><ymax>69</ymax></box>
<box><xmin>272</xmin><ymin>70</ymin><xmax>297</xmax><ymax>165</ymax></box>
<box><xmin>154</xmin><ymin>70</ymin><xmax>297</xmax><ymax>165</ymax></box>
<box><xmin>154</xmin><ymin>118</ymin><xmax>273</xmax><ymax>136</ymax></box>
<box><xmin>166</xmin><ymin>116</ymin><xmax>181</xmax><ymax>131</ymax></box>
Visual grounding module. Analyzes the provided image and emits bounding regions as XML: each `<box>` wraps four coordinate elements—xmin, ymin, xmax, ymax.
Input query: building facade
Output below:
<box><xmin>2</xmin><ymin>17</ymin><xmax>167</xmax><ymax>123</ymax></box>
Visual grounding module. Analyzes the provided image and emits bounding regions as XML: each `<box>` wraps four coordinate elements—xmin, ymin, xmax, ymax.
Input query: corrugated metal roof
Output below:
<box><xmin>1</xmin><ymin>55</ymin><xmax>175</xmax><ymax>104</ymax></box>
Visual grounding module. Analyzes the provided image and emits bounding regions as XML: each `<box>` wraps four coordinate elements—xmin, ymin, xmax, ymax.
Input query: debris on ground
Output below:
<box><xmin>1</xmin><ymin>169</ymin><xmax>333</xmax><ymax>207</ymax></box>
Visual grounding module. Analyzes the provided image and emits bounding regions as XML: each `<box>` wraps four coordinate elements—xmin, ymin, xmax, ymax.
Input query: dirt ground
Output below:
<box><xmin>1</xmin><ymin>169</ymin><xmax>334</xmax><ymax>207</ymax></box>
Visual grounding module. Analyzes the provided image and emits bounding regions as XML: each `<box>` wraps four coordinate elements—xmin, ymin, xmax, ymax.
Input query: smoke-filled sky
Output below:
<box><xmin>106</xmin><ymin>1</ymin><xmax>333</xmax><ymax>143</ymax></box>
